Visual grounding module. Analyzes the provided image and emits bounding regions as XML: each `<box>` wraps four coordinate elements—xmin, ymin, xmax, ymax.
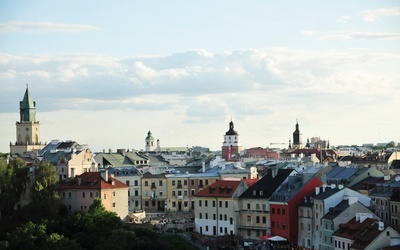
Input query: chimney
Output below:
<box><xmin>331</xmin><ymin>183</ymin><xmax>336</xmax><ymax>189</ymax></box>
<box><xmin>322</xmin><ymin>185</ymin><xmax>326</xmax><ymax>192</ymax></box>
<box><xmin>378</xmin><ymin>221</ymin><xmax>384</xmax><ymax>231</ymax></box>
<box><xmin>315</xmin><ymin>186</ymin><xmax>320</xmax><ymax>195</ymax></box>
<box><xmin>348</xmin><ymin>196</ymin><xmax>358</xmax><ymax>205</ymax></box>
<box><xmin>202</xmin><ymin>161</ymin><xmax>205</xmax><ymax>173</ymax></box>
<box><xmin>109</xmin><ymin>149</ymin><xmax>112</xmax><ymax>154</ymax></box>
<box><xmin>338</xmin><ymin>184</ymin><xmax>344</xmax><ymax>189</ymax></box>
<box><xmin>78</xmin><ymin>177</ymin><xmax>81</xmax><ymax>186</ymax></box>
<box><xmin>101</xmin><ymin>169</ymin><xmax>108</xmax><ymax>182</ymax></box>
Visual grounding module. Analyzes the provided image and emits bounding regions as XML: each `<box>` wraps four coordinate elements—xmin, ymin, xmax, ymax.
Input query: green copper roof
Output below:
<box><xmin>19</xmin><ymin>85</ymin><xmax>36</xmax><ymax>122</ymax></box>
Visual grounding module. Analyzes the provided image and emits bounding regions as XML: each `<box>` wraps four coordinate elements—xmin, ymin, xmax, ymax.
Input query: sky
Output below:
<box><xmin>0</xmin><ymin>1</ymin><xmax>399</xmax><ymax>153</ymax></box>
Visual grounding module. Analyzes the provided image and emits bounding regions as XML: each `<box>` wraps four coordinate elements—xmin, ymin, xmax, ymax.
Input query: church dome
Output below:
<box><xmin>225</xmin><ymin>121</ymin><xmax>238</xmax><ymax>135</ymax></box>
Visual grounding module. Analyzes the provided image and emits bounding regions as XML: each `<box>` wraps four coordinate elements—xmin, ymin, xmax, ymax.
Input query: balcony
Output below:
<box><xmin>177</xmin><ymin>195</ymin><xmax>184</xmax><ymax>200</ymax></box>
<box><xmin>151</xmin><ymin>183</ymin><xmax>156</xmax><ymax>189</ymax></box>
<box><xmin>177</xmin><ymin>184</ymin><xmax>183</xmax><ymax>189</ymax></box>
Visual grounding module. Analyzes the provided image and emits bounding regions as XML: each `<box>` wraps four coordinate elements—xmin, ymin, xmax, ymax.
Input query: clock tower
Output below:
<box><xmin>10</xmin><ymin>85</ymin><xmax>45</xmax><ymax>156</ymax></box>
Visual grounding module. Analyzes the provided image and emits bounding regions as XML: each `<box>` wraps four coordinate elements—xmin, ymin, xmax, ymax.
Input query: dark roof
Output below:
<box><xmin>322</xmin><ymin>200</ymin><xmax>350</xmax><ymax>220</ymax></box>
<box><xmin>313</xmin><ymin>186</ymin><xmax>341</xmax><ymax>200</ymax></box>
<box><xmin>142</xmin><ymin>172</ymin><xmax>166</xmax><ymax>178</ymax></box>
<box><xmin>333</xmin><ymin>217</ymin><xmax>377</xmax><ymax>240</ymax></box>
<box><xmin>225</xmin><ymin>121</ymin><xmax>238</xmax><ymax>135</ymax></box>
<box><xmin>391</xmin><ymin>160</ymin><xmax>400</xmax><ymax>169</ymax></box>
<box><xmin>239</xmin><ymin>169</ymin><xmax>294</xmax><ymax>199</ymax></box>
<box><xmin>349</xmin><ymin>176</ymin><xmax>383</xmax><ymax>192</ymax></box>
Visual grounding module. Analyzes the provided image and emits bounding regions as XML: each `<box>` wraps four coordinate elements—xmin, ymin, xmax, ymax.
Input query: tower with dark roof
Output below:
<box><xmin>221</xmin><ymin>119</ymin><xmax>242</xmax><ymax>161</ymax></box>
<box><xmin>292</xmin><ymin>120</ymin><xmax>303</xmax><ymax>149</ymax></box>
<box><xmin>10</xmin><ymin>85</ymin><xmax>45</xmax><ymax>156</ymax></box>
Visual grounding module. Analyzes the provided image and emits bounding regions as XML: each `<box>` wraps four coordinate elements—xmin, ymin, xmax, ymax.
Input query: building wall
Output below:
<box><xmin>297</xmin><ymin>205</ymin><xmax>313</xmax><ymax>248</ymax></box>
<box><xmin>194</xmin><ymin>196</ymin><xmax>236</xmax><ymax>236</ymax></box>
<box><xmin>238</xmin><ymin>198</ymin><xmax>270</xmax><ymax>240</ymax></box>
<box><xmin>142</xmin><ymin>175</ymin><xmax>167</xmax><ymax>215</ymax></box>
<box><xmin>166</xmin><ymin>176</ymin><xmax>190</xmax><ymax>212</ymax></box>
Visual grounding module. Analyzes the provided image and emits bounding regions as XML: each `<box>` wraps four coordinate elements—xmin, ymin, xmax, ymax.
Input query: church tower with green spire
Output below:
<box><xmin>10</xmin><ymin>85</ymin><xmax>45</xmax><ymax>156</ymax></box>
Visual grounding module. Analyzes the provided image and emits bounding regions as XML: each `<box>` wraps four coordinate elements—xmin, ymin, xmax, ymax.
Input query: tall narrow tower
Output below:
<box><xmin>221</xmin><ymin>119</ymin><xmax>242</xmax><ymax>161</ymax></box>
<box><xmin>10</xmin><ymin>85</ymin><xmax>45</xmax><ymax>156</ymax></box>
<box><xmin>145</xmin><ymin>130</ymin><xmax>155</xmax><ymax>151</ymax></box>
<box><xmin>292</xmin><ymin>120</ymin><xmax>303</xmax><ymax>149</ymax></box>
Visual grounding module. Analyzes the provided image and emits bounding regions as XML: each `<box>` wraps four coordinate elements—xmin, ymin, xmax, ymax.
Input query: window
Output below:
<box><xmin>220</xmin><ymin>214</ymin><xmax>223</xmax><ymax>220</ymax></box>
<box><xmin>145</xmin><ymin>201</ymin><xmax>149</xmax><ymax>206</ymax></box>
<box><xmin>199</xmin><ymin>200</ymin><xmax>202</xmax><ymax>207</ymax></box>
<box><xmin>262</xmin><ymin>204</ymin><xmax>266</xmax><ymax>210</ymax></box>
<box><xmin>104</xmin><ymin>194</ymin><xmax>107</xmax><ymax>199</ymax></box>
<box><xmin>112</xmin><ymin>191</ymin><xmax>116</xmax><ymax>197</ymax></box>
<box><xmin>184</xmin><ymin>180</ymin><xmax>187</xmax><ymax>185</ymax></box>
<box><xmin>135</xmin><ymin>190</ymin><xmax>139</xmax><ymax>196</ymax></box>
<box><xmin>247</xmin><ymin>216</ymin><xmax>251</xmax><ymax>222</ymax></box>
<box><xmin>213</xmin><ymin>201</ymin><xmax>216</xmax><ymax>207</ymax></box>
<box><xmin>271</xmin><ymin>221</ymin><xmax>275</xmax><ymax>228</ymax></box>
<box><xmin>205</xmin><ymin>213</ymin><xmax>208</xmax><ymax>219</ymax></box>
<box><xmin>90</xmin><ymin>192</ymin><xmax>93</xmax><ymax>198</ymax></box>
<box><xmin>277</xmin><ymin>208</ymin><xmax>280</xmax><ymax>215</ymax></box>
<box><xmin>262</xmin><ymin>217</ymin><xmax>266</xmax><ymax>223</ymax></box>
<box><xmin>159</xmin><ymin>180</ymin><xmax>163</xmax><ymax>186</ymax></box>
<box><xmin>247</xmin><ymin>203</ymin><xmax>250</xmax><ymax>209</ymax></box>
<box><xmin>205</xmin><ymin>200</ymin><xmax>208</xmax><ymax>207</ymax></box>
<box><xmin>205</xmin><ymin>225</ymin><xmax>208</xmax><ymax>231</ymax></box>
<box><xmin>225</xmin><ymin>201</ymin><xmax>228</xmax><ymax>208</ymax></box>
<box><xmin>172</xmin><ymin>180</ymin><xmax>176</xmax><ymax>186</ymax></box>
<box><xmin>191</xmin><ymin>180</ymin><xmax>194</xmax><ymax>185</ymax></box>
<box><xmin>184</xmin><ymin>190</ymin><xmax>188</xmax><ymax>196</ymax></box>
<box><xmin>301</xmin><ymin>223</ymin><xmax>304</xmax><ymax>230</ymax></box>
<box><xmin>256</xmin><ymin>216</ymin><xmax>260</xmax><ymax>223</ymax></box>
<box><xmin>230</xmin><ymin>217</ymin><xmax>233</xmax><ymax>225</ymax></box>
<box><xmin>172</xmin><ymin>202</ymin><xmax>176</xmax><ymax>207</ymax></box>
<box><xmin>126</xmin><ymin>180</ymin><xmax>130</xmax><ymax>186</ymax></box>
<box><xmin>272</xmin><ymin>208</ymin><xmax>275</xmax><ymax>214</ymax></box>
<box><xmin>62</xmin><ymin>192</ymin><xmax>65</xmax><ymax>198</ymax></box>
<box><xmin>205</xmin><ymin>180</ymin><xmax>209</xmax><ymax>185</ymax></box>
<box><xmin>224</xmin><ymin>214</ymin><xmax>227</xmax><ymax>221</ymax></box>
<box><xmin>134</xmin><ymin>180</ymin><xmax>138</xmax><ymax>186</ymax></box>
<box><xmin>145</xmin><ymin>181</ymin><xmax>148</xmax><ymax>186</ymax></box>
<box><xmin>213</xmin><ymin>214</ymin><xmax>216</xmax><ymax>220</ymax></box>
<box><xmin>219</xmin><ymin>201</ymin><xmax>222</xmax><ymax>207</ymax></box>
<box><xmin>191</xmin><ymin>189</ymin><xmax>195</xmax><ymax>195</ymax></box>
<box><xmin>82</xmin><ymin>192</ymin><xmax>85</xmax><ymax>198</ymax></box>
<box><xmin>159</xmin><ymin>191</ymin><xmax>163</xmax><ymax>197</ymax></box>
<box><xmin>256</xmin><ymin>204</ymin><xmax>260</xmax><ymax>210</ymax></box>
<box><xmin>199</xmin><ymin>213</ymin><xmax>202</xmax><ymax>219</ymax></box>
<box><xmin>113</xmin><ymin>202</ymin><xmax>115</xmax><ymax>208</ymax></box>
<box><xmin>282</xmin><ymin>209</ymin><xmax>285</xmax><ymax>215</ymax></box>
<box><xmin>172</xmin><ymin>191</ymin><xmax>176</xmax><ymax>196</ymax></box>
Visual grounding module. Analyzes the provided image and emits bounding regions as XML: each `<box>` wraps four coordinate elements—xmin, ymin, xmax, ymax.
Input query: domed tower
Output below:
<box><xmin>145</xmin><ymin>130</ymin><xmax>155</xmax><ymax>151</ymax></box>
<box><xmin>221</xmin><ymin>119</ymin><xmax>242</xmax><ymax>161</ymax></box>
<box><xmin>292</xmin><ymin>120</ymin><xmax>303</xmax><ymax>149</ymax></box>
<box><xmin>10</xmin><ymin>85</ymin><xmax>45</xmax><ymax>156</ymax></box>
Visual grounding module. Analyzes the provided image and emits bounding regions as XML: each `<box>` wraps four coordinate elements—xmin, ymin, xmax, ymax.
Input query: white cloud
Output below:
<box><xmin>318</xmin><ymin>31</ymin><xmax>400</xmax><ymax>41</ymax></box>
<box><xmin>360</xmin><ymin>7</ymin><xmax>400</xmax><ymax>22</ymax></box>
<box><xmin>0</xmin><ymin>21</ymin><xmax>98</xmax><ymax>33</ymax></box>
<box><xmin>301</xmin><ymin>30</ymin><xmax>317</xmax><ymax>36</ymax></box>
<box><xmin>337</xmin><ymin>15</ymin><xmax>352</xmax><ymax>23</ymax></box>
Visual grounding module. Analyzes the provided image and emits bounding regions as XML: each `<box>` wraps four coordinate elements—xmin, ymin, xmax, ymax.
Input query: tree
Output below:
<box><xmin>0</xmin><ymin>157</ymin><xmax>29</xmax><ymax>217</ymax></box>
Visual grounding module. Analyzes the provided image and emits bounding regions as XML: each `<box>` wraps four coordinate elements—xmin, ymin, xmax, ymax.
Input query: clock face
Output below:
<box><xmin>26</xmin><ymin>128</ymin><xmax>29</xmax><ymax>131</ymax></box>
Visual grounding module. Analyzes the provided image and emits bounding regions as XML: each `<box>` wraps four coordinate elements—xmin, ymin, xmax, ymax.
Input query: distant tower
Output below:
<box><xmin>10</xmin><ymin>85</ymin><xmax>45</xmax><ymax>156</ymax></box>
<box><xmin>292</xmin><ymin>120</ymin><xmax>303</xmax><ymax>149</ymax></box>
<box><xmin>145</xmin><ymin>130</ymin><xmax>155</xmax><ymax>151</ymax></box>
<box><xmin>221</xmin><ymin>119</ymin><xmax>242</xmax><ymax>161</ymax></box>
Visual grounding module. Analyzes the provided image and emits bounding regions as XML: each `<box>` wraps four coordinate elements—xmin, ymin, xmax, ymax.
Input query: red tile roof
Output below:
<box><xmin>195</xmin><ymin>180</ymin><xmax>242</xmax><ymax>197</ymax></box>
<box><xmin>333</xmin><ymin>217</ymin><xmax>378</xmax><ymax>240</ymax></box>
<box><xmin>243</xmin><ymin>178</ymin><xmax>259</xmax><ymax>187</ymax></box>
<box><xmin>59</xmin><ymin>172</ymin><xmax>128</xmax><ymax>190</ymax></box>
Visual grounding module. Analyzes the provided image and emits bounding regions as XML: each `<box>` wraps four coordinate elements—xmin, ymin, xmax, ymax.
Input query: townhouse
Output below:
<box><xmin>237</xmin><ymin>169</ymin><xmax>294</xmax><ymax>240</ymax></box>
<box><xmin>39</xmin><ymin>140</ymin><xmax>96</xmax><ymax>181</ymax></box>
<box><xmin>59</xmin><ymin>170</ymin><xmax>129</xmax><ymax>220</ymax></box>
<box><xmin>194</xmin><ymin>179</ymin><xmax>252</xmax><ymax>236</ymax></box>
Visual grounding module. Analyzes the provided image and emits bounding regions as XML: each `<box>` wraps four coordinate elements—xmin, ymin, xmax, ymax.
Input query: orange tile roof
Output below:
<box><xmin>195</xmin><ymin>179</ymin><xmax>242</xmax><ymax>197</ymax></box>
<box><xmin>59</xmin><ymin>172</ymin><xmax>128</xmax><ymax>190</ymax></box>
<box><xmin>243</xmin><ymin>178</ymin><xmax>259</xmax><ymax>187</ymax></box>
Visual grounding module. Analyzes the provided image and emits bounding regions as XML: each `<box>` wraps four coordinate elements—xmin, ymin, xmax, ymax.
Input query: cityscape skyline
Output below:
<box><xmin>0</xmin><ymin>1</ymin><xmax>399</xmax><ymax>153</ymax></box>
